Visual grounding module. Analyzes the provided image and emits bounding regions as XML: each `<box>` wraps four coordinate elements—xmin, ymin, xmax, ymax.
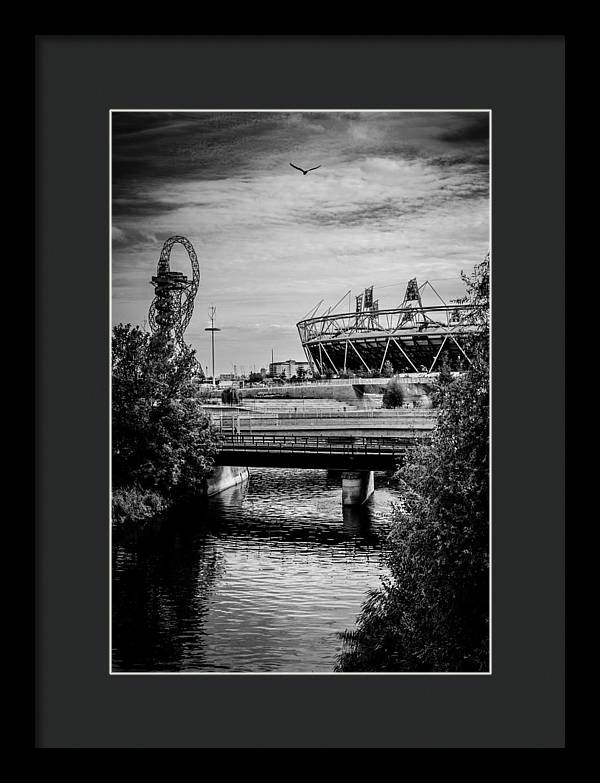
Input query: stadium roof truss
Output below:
<box><xmin>297</xmin><ymin>278</ymin><xmax>483</xmax><ymax>376</ymax></box>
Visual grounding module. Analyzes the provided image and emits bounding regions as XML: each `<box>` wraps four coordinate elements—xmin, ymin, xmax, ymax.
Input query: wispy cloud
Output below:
<box><xmin>112</xmin><ymin>111</ymin><xmax>489</xmax><ymax>373</ymax></box>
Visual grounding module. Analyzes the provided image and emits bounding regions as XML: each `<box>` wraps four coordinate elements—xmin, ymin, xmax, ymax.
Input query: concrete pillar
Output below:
<box><xmin>341</xmin><ymin>470</ymin><xmax>374</xmax><ymax>505</ymax></box>
<box><xmin>205</xmin><ymin>465</ymin><xmax>249</xmax><ymax>497</ymax></box>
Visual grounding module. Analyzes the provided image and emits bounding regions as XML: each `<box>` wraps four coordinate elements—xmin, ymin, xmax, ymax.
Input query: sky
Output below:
<box><xmin>111</xmin><ymin>111</ymin><xmax>489</xmax><ymax>376</ymax></box>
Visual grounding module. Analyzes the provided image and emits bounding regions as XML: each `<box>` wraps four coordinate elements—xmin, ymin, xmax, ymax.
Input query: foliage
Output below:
<box><xmin>432</xmin><ymin>351</ymin><xmax>454</xmax><ymax>407</ymax></box>
<box><xmin>382</xmin><ymin>360</ymin><xmax>394</xmax><ymax>378</ymax></box>
<box><xmin>248</xmin><ymin>372</ymin><xmax>263</xmax><ymax>384</ymax></box>
<box><xmin>221</xmin><ymin>386</ymin><xmax>241</xmax><ymax>405</ymax></box>
<box><xmin>337</xmin><ymin>255</ymin><xmax>490</xmax><ymax>672</ymax></box>
<box><xmin>112</xmin><ymin>485</ymin><xmax>166</xmax><ymax>528</ymax></box>
<box><xmin>382</xmin><ymin>376</ymin><xmax>405</xmax><ymax>408</ymax></box>
<box><xmin>112</xmin><ymin>325</ymin><xmax>222</xmax><ymax>503</ymax></box>
<box><xmin>296</xmin><ymin>367</ymin><xmax>307</xmax><ymax>381</ymax></box>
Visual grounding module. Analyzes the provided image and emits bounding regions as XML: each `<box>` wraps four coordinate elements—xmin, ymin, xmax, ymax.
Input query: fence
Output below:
<box><xmin>207</xmin><ymin>407</ymin><xmax>437</xmax><ymax>421</ymax></box>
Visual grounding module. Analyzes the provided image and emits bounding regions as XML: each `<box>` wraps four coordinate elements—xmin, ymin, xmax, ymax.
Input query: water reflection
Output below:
<box><xmin>342</xmin><ymin>502</ymin><xmax>375</xmax><ymax>535</ymax></box>
<box><xmin>112</xmin><ymin>468</ymin><xmax>397</xmax><ymax>672</ymax></box>
<box><xmin>112</xmin><ymin>519</ymin><xmax>225</xmax><ymax>672</ymax></box>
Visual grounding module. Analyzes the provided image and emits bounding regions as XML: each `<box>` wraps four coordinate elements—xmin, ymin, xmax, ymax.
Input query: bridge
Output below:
<box><xmin>211</xmin><ymin>424</ymin><xmax>427</xmax><ymax>505</ymax></box>
<box><xmin>205</xmin><ymin>395</ymin><xmax>437</xmax><ymax>505</ymax></box>
<box><xmin>215</xmin><ymin>433</ymin><xmax>410</xmax><ymax>471</ymax></box>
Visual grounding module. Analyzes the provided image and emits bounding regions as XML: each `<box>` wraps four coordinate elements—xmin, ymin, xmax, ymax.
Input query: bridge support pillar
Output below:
<box><xmin>205</xmin><ymin>465</ymin><xmax>249</xmax><ymax>497</ymax></box>
<box><xmin>341</xmin><ymin>471</ymin><xmax>374</xmax><ymax>505</ymax></box>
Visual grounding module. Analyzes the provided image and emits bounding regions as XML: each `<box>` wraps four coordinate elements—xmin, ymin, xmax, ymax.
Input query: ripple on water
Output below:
<box><xmin>112</xmin><ymin>467</ymin><xmax>398</xmax><ymax>672</ymax></box>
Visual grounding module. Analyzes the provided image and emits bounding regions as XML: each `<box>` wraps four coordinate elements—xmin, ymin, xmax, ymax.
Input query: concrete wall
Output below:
<box><xmin>240</xmin><ymin>376</ymin><xmax>437</xmax><ymax>407</ymax></box>
<box><xmin>376</xmin><ymin>378</ymin><xmax>437</xmax><ymax>409</ymax></box>
<box><xmin>205</xmin><ymin>465</ymin><xmax>249</xmax><ymax>497</ymax></box>
<box><xmin>246</xmin><ymin>384</ymin><xmax>360</xmax><ymax>402</ymax></box>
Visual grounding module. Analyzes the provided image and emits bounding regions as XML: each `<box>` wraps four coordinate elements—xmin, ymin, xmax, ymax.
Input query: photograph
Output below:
<box><xmin>110</xmin><ymin>109</ymin><xmax>490</xmax><ymax>674</ymax></box>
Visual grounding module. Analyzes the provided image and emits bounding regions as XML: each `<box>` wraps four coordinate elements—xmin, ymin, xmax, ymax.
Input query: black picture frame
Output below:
<box><xmin>35</xmin><ymin>35</ymin><xmax>565</xmax><ymax>748</ymax></box>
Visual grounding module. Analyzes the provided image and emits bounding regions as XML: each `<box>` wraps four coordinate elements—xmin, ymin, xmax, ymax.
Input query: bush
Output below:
<box><xmin>382</xmin><ymin>377</ymin><xmax>404</xmax><ymax>408</ymax></box>
<box><xmin>112</xmin><ymin>485</ymin><xmax>166</xmax><ymax>528</ymax></box>
<box><xmin>221</xmin><ymin>386</ymin><xmax>241</xmax><ymax>405</ymax></box>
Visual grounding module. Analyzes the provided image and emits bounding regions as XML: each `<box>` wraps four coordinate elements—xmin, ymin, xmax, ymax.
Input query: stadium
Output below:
<box><xmin>296</xmin><ymin>275</ymin><xmax>485</xmax><ymax>377</ymax></box>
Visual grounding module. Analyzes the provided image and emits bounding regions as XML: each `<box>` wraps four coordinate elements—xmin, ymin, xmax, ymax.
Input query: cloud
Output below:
<box><xmin>112</xmin><ymin>225</ymin><xmax>126</xmax><ymax>244</ymax></box>
<box><xmin>111</xmin><ymin>111</ymin><xmax>489</xmax><ymax>373</ymax></box>
<box><xmin>437</xmin><ymin>113</ymin><xmax>490</xmax><ymax>143</ymax></box>
<box><xmin>112</xmin><ymin>224</ymin><xmax>158</xmax><ymax>248</ymax></box>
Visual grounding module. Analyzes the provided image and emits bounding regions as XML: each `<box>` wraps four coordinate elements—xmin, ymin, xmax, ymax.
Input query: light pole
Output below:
<box><xmin>205</xmin><ymin>305</ymin><xmax>221</xmax><ymax>387</ymax></box>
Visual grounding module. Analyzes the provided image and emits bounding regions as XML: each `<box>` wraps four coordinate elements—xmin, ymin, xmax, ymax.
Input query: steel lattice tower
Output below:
<box><xmin>148</xmin><ymin>236</ymin><xmax>200</xmax><ymax>349</ymax></box>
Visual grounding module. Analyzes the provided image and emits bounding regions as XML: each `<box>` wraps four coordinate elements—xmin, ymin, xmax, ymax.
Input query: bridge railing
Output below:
<box><xmin>212</xmin><ymin>416</ymin><xmax>435</xmax><ymax>436</ymax></box>
<box><xmin>236</xmin><ymin>408</ymin><xmax>436</xmax><ymax>419</ymax></box>
<box><xmin>218</xmin><ymin>433</ymin><xmax>416</xmax><ymax>457</ymax></box>
<box><xmin>208</xmin><ymin>407</ymin><xmax>438</xmax><ymax>419</ymax></box>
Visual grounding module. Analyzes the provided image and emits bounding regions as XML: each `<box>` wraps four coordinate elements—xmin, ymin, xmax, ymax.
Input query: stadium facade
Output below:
<box><xmin>297</xmin><ymin>278</ymin><xmax>484</xmax><ymax>376</ymax></box>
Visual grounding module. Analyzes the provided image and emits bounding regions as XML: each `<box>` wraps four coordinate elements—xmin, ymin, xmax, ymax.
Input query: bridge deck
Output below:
<box><xmin>215</xmin><ymin>434</ymin><xmax>413</xmax><ymax>471</ymax></box>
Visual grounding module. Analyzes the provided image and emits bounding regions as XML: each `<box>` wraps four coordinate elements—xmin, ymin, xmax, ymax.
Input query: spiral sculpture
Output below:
<box><xmin>148</xmin><ymin>236</ymin><xmax>200</xmax><ymax>348</ymax></box>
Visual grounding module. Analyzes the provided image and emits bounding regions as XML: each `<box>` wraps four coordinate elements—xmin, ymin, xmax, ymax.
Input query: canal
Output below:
<box><xmin>112</xmin><ymin>468</ymin><xmax>400</xmax><ymax>673</ymax></box>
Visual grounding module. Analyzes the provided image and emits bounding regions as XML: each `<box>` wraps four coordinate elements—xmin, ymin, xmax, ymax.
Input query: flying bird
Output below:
<box><xmin>289</xmin><ymin>162</ymin><xmax>321</xmax><ymax>175</ymax></box>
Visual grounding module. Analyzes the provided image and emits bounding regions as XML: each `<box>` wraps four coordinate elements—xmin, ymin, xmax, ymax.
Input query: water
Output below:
<box><xmin>112</xmin><ymin>468</ymin><xmax>399</xmax><ymax>672</ymax></box>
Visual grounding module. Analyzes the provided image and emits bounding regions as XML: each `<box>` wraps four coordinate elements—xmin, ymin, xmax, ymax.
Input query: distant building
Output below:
<box><xmin>269</xmin><ymin>359</ymin><xmax>311</xmax><ymax>379</ymax></box>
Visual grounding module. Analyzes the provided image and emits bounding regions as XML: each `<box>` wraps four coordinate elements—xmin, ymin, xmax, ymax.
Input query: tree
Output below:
<box><xmin>221</xmin><ymin>386</ymin><xmax>241</xmax><ymax>405</ymax></box>
<box><xmin>438</xmin><ymin>351</ymin><xmax>453</xmax><ymax>383</ymax></box>
<box><xmin>112</xmin><ymin>325</ymin><xmax>221</xmax><ymax>501</ymax></box>
<box><xmin>248</xmin><ymin>372</ymin><xmax>263</xmax><ymax>385</ymax></box>
<box><xmin>296</xmin><ymin>367</ymin><xmax>307</xmax><ymax>381</ymax></box>
<box><xmin>382</xmin><ymin>376</ymin><xmax>404</xmax><ymax>408</ymax></box>
<box><xmin>432</xmin><ymin>351</ymin><xmax>454</xmax><ymax>407</ymax></box>
<box><xmin>337</xmin><ymin>255</ymin><xmax>490</xmax><ymax>672</ymax></box>
<box><xmin>382</xmin><ymin>360</ymin><xmax>394</xmax><ymax>378</ymax></box>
